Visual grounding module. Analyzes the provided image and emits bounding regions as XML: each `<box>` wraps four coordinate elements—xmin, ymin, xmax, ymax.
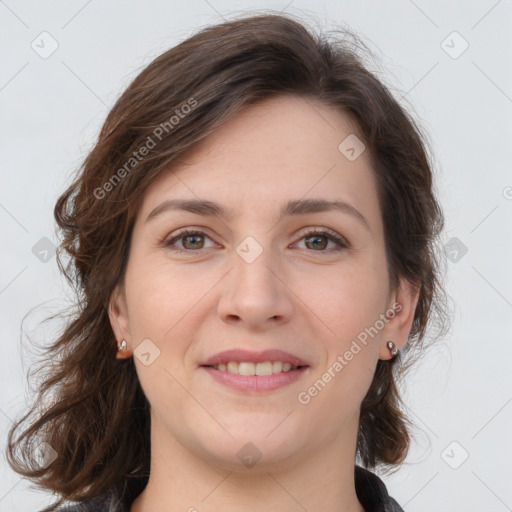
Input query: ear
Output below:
<box><xmin>108</xmin><ymin>284</ymin><xmax>132</xmax><ymax>358</ymax></box>
<box><xmin>378</xmin><ymin>277</ymin><xmax>420</xmax><ymax>360</ymax></box>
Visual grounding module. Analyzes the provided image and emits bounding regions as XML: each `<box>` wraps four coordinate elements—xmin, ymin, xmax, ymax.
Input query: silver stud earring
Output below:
<box><xmin>118</xmin><ymin>339</ymin><xmax>127</xmax><ymax>351</ymax></box>
<box><xmin>387</xmin><ymin>341</ymin><xmax>399</xmax><ymax>358</ymax></box>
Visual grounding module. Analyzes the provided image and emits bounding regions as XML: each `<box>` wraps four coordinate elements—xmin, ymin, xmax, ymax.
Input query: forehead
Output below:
<box><xmin>136</xmin><ymin>95</ymin><xmax>381</xmax><ymax>231</ymax></box>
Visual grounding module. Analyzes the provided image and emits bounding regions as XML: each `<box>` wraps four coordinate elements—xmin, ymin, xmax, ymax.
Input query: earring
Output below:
<box><xmin>116</xmin><ymin>339</ymin><xmax>131</xmax><ymax>359</ymax></box>
<box><xmin>386</xmin><ymin>341</ymin><xmax>399</xmax><ymax>358</ymax></box>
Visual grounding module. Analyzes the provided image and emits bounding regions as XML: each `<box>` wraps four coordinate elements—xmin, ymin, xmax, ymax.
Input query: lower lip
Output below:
<box><xmin>200</xmin><ymin>366</ymin><xmax>309</xmax><ymax>392</ymax></box>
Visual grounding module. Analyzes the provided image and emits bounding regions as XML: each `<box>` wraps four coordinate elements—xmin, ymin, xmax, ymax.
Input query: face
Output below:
<box><xmin>109</xmin><ymin>94</ymin><xmax>418</xmax><ymax>472</ymax></box>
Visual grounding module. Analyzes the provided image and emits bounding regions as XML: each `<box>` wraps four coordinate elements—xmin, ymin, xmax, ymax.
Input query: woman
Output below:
<box><xmin>6</xmin><ymin>12</ymin><xmax>448</xmax><ymax>512</ymax></box>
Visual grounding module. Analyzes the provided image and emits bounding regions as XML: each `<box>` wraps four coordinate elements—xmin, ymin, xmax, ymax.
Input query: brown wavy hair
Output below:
<box><xmin>6</xmin><ymin>11</ymin><xmax>450</xmax><ymax>510</ymax></box>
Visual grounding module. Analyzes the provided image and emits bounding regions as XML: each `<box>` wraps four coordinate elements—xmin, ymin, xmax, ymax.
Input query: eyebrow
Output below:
<box><xmin>144</xmin><ymin>198</ymin><xmax>370</xmax><ymax>231</ymax></box>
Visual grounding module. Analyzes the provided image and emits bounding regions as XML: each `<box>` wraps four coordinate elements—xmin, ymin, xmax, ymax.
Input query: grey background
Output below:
<box><xmin>1</xmin><ymin>1</ymin><xmax>511</xmax><ymax>510</ymax></box>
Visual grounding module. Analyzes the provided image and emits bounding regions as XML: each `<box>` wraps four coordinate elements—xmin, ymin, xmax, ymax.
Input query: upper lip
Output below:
<box><xmin>200</xmin><ymin>349</ymin><xmax>309</xmax><ymax>367</ymax></box>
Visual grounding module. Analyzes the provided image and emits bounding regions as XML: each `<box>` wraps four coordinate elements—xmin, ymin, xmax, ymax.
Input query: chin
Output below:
<box><xmin>189</xmin><ymin>424</ymin><xmax>308</xmax><ymax>472</ymax></box>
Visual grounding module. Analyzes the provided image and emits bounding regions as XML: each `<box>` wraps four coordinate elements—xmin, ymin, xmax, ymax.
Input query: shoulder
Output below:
<box><xmin>52</xmin><ymin>490</ymin><xmax>127</xmax><ymax>512</ymax></box>
<box><xmin>354</xmin><ymin>465</ymin><xmax>404</xmax><ymax>512</ymax></box>
<box><xmin>50</xmin><ymin>474</ymin><xmax>148</xmax><ymax>512</ymax></box>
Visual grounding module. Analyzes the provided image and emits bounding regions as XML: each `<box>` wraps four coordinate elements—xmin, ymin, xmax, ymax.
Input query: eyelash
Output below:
<box><xmin>163</xmin><ymin>227</ymin><xmax>349</xmax><ymax>254</ymax></box>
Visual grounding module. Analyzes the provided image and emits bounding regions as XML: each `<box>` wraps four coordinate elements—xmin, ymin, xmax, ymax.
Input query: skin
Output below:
<box><xmin>109</xmin><ymin>94</ymin><xmax>419</xmax><ymax>512</ymax></box>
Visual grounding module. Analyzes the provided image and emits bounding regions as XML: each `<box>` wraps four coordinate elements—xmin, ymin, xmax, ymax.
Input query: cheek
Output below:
<box><xmin>125</xmin><ymin>258</ymin><xmax>205</xmax><ymax>337</ymax></box>
<box><xmin>307</xmin><ymin>263</ymin><xmax>388</xmax><ymax>343</ymax></box>
<box><xmin>302</xmin><ymin>263</ymin><xmax>385</xmax><ymax>406</ymax></box>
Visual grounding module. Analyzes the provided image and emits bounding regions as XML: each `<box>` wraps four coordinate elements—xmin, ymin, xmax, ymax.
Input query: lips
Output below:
<box><xmin>200</xmin><ymin>348</ymin><xmax>309</xmax><ymax>367</ymax></box>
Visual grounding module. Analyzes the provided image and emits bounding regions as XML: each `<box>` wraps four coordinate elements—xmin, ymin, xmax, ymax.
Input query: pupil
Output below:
<box><xmin>184</xmin><ymin>235</ymin><xmax>203</xmax><ymax>249</ymax></box>
<box><xmin>308</xmin><ymin>235</ymin><xmax>326</xmax><ymax>250</ymax></box>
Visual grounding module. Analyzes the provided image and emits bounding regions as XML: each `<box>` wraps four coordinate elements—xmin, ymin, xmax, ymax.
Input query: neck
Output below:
<box><xmin>131</xmin><ymin>416</ymin><xmax>366</xmax><ymax>512</ymax></box>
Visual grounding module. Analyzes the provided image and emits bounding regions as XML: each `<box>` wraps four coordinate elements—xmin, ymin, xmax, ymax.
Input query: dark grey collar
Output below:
<box><xmin>355</xmin><ymin>466</ymin><xmax>404</xmax><ymax>512</ymax></box>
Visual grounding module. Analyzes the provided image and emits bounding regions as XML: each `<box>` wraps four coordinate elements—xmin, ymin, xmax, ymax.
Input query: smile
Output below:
<box><xmin>206</xmin><ymin>361</ymin><xmax>304</xmax><ymax>375</ymax></box>
<box><xmin>200</xmin><ymin>364</ymin><xmax>309</xmax><ymax>393</ymax></box>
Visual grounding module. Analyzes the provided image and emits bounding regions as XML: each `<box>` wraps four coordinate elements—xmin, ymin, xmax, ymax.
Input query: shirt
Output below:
<box><xmin>55</xmin><ymin>465</ymin><xmax>404</xmax><ymax>512</ymax></box>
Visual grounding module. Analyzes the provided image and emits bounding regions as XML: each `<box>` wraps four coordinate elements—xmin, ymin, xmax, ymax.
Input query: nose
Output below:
<box><xmin>216</xmin><ymin>242</ymin><xmax>294</xmax><ymax>330</ymax></box>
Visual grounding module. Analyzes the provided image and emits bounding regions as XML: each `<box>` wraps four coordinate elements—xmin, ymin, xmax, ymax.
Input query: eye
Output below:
<box><xmin>164</xmin><ymin>229</ymin><xmax>216</xmax><ymax>252</ymax></box>
<box><xmin>163</xmin><ymin>227</ymin><xmax>349</xmax><ymax>254</ymax></box>
<box><xmin>294</xmin><ymin>228</ymin><xmax>348</xmax><ymax>252</ymax></box>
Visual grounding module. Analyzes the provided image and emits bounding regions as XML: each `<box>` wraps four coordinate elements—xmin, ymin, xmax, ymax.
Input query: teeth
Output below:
<box><xmin>239</xmin><ymin>362</ymin><xmax>255</xmax><ymax>376</ymax></box>
<box><xmin>211</xmin><ymin>361</ymin><xmax>301</xmax><ymax>375</ymax></box>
